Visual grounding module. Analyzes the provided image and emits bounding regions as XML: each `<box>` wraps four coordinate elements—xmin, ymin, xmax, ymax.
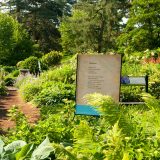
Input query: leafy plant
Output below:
<box><xmin>40</xmin><ymin>62</ymin><xmax>76</xmax><ymax>84</ymax></box>
<box><xmin>41</xmin><ymin>51</ymin><xmax>62</xmax><ymax>68</ymax></box>
<box><xmin>4</xmin><ymin>76</ymin><xmax>16</xmax><ymax>86</ymax></box>
<box><xmin>0</xmin><ymin>82</ymin><xmax>7</xmax><ymax>96</ymax></box>
<box><xmin>142</xmin><ymin>93</ymin><xmax>160</xmax><ymax>113</ymax></box>
<box><xmin>4</xmin><ymin>92</ymin><xmax>160</xmax><ymax>159</ymax></box>
<box><xmin>149</xmin><ymin>81</ymin><xmax>160</xmax><ymax>99</ymax></box>
<box><xmin>0</xmin><ymin>13</ymin><xmax>33</xmax><ymax>66</ymax></box>
<box><xmin>5</xmin><ymin>102</ymin><xmax>75</xmax><ymax>145</ymax></box>
<box><xmin>0</xmin><ymin>137</ymin><xmax>55</xmax><ymax>160</ymax></box>
<box><xmin>18</xmin><ymin>56</ymin><xmax>39</xmax><ymax>75</ymax></box>
<box><xmin>1</xmin><ymin>66</ymin><xmax>17</xmax><ymax>74</ymax></box>
<box><xmin>33</xmin><ymin>82</ymin><xmax>75</xmax><ymax>106</ymax></box>
<box><xmin>19</xmin><ymin>82</ymin><xmax>42</xmax><ymax>102</ymax></box>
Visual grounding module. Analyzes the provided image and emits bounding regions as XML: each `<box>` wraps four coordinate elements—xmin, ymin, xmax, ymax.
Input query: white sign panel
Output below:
<box><xmin>76</xmin><ymin>54</ymin><xmax>121</xmax><ymax>106</ymax></box>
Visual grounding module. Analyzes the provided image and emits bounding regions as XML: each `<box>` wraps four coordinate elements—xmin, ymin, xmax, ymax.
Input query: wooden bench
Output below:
<box><xmin>120</xmin><ymin>75</ymin><xmax>149</xmax><ymax>104</ymax></box>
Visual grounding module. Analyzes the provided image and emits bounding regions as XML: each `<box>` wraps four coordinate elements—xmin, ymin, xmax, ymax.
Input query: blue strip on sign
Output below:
<box><xmin>75</xmin><ymin>104</ymin><xmax>100</xmax><ymax>116</ymax></box>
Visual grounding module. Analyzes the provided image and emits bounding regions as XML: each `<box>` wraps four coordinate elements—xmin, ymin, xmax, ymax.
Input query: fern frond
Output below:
<box><xmin>142</xmin><ymin>93</ymin><xmax>160</xmax><ymax>112</ymax></box>
<box><xmin>73</xmin><ymin>120</ymin><xmax>103</xmax><ymax>158</ymax></box>
<box><xmin>102</xmin><ymin>122</ymin><xmax>124</xmax><ymax>160</ymax></box>
<box><xmin>85</xmin><ymin>93</ymin><xmax>135</xmax><ymax>136</ymax></box>
<box><xmin>84</xmin><ymin>93</ymin><xmax>120</xmax><ymax>126</ymax></box>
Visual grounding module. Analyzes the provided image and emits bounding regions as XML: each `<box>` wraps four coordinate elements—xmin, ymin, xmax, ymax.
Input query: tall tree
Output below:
<box><xmin>118</xmin><ymin>0</ymin><xmax>160</xmax><ymax>54</ymax></box>
<box><xmin>59</xmin><ymin>0</ymin><xmax>129</xmax><ymax>54</ymax></box>
<box><xmin>0</xmin><ymin>13</ymin><xmax>33</xmax><ymax>65</ymax></box>
<box><xmin>1</xmin><ymin>0</ymin><xmax>76</xmax><ymax>53</ymax></box>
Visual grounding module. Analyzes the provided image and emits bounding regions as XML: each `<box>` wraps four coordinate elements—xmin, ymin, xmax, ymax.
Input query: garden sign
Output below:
<box><xmin>75</xmin><ymin>54</ymin><xmax>121</xmax><ymax>116</ymax></box>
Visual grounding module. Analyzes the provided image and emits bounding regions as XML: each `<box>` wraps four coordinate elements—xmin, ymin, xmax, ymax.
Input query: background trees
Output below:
<box><xmin>0</xmin><ymin>13</ymin><xmax>33</xmax><ymax>65</ymax></box>
<box><xmin>118</xmin><ymin>0</ymin><xmax>160</xmax><ymax>54</ymax></box>
<box><xmin>0</xmin><ymin>0</ymin><xmax>159</xmax><ymax>65</ymax></box>
<box><xmin>59</xmin><ymin>0</ymin><xmax>130</xmax><ymax>54</ymax></box>
<box><xmin>1</xmin><ymin>0</ymin><xmax>76</xmax><ymax>53</ymax></box>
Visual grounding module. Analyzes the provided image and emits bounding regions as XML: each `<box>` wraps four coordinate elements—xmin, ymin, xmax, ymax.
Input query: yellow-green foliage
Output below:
<box><xmin>3</xmin><ymin>55</ymin><xmax>160</xmax><ymax>160</ymax></box>
<box><xmin>40</xmin><ymin>63</ymin><xmax>76</xmax><ymax>84</ymax></box>
<box><xmin>41</xmin><ymin>51</ymin><xmax>62</xmax><ymax>68</ymax></box>
<box><xmin>18</xmin><ymin>56</ymin><xmax>39</xmax><ymax>74</ymax></box>
<box><xmin>0</xmin><ymin>82</ymin><xmax>7</xmax><ymax>96</ymax></box>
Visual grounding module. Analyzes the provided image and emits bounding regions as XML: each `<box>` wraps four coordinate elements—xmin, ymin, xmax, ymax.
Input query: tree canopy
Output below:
<box><xmin>0</xmin><ymin>0</ymin><xmax>159</xmax><ymax>65</ymax></box>
<box><xmin>0</xmin><ymin>13</ymin><xmax>33</xmax><ymax>65</ymax></box>
<box><xmin>118</xmin><ymin>0</ymin><xmax>160</xmax><ymax>54</ymax></box>
<box><xmin>59</xmin><ymin>0</ymin><xmax>130</xmax><ymax>54</ymax></box>
<box><xmin>1</xmin><ymin>0</ymin><xmax>76</xmax><ymax>53</ymax></box>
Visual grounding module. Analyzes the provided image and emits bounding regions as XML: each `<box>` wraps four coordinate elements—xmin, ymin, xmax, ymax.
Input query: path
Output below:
<box><xmin>0</xmin><ymin>87</ymin><xmax>40</xmax><ymax>133</ymax></box>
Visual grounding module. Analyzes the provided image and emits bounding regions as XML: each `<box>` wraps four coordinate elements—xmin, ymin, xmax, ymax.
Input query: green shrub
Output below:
<box><xmin>0</xmin><ymin>83</ymin><xmax>7</xmax><ymax>96</ymax></box>
<box><xmin>0</xmin><ymin>137</ymin><xmax>55</xmax><ymax>159</ymax></box>
<box><xmin>41</xmin><ymin>51</ymin><xmax>62</xmax><ymax>68</ymax></box>
<box><xmin>0</xmin><ymin>66</ymin><xmax>18</xmax><ymax>82</ymax></box>
<box><xmin>120</xmin><ymin>86</ymin><xmax>144</xmax><ymax>102</ymax></box>
<box><xmin>2</xmin><ymin>66</ymin><xmax>16</xmax><ymax>73</ymax></box>
<box><xmin>3</xmin><ymin>70</ymin><xmax>19</xmax><ymax>86</ymax></box>
<box><xmin>17</xmin><ymin>56</ymin><xmax>39</xmax><ymax>74</ymax></box>
<box><xmin>149</xmin><ymin>81</ymin><xmax>160</xmax><ymax>99</ymax></box>
<box><xmin>11</xmin><ymin>70</ymin><xmax>19</xmax><ymax>77</ymax></box>
<box><xmin>16</xmin><ymin>61</ymin><xmax>23</xmax><ymax>68</ymax></box>
<box><xmin>15</xmin><ymin>75</ymin><xmax>32</xmax><ymax>89</ymax></box>
<box><xmin>34</xmin><ymin>82</ymin><xmax>75</xmax><ymax>106</ymax></box>
<box><xmin>5</xmin><ymin>104</ymin><xmax>75</xmax><ymax>144</ymax></box>
<box><xmin>4</xmin><ymin>76</ymin><xmax>15</xmax><ymax>86</ymax></box>
<box><xmin>40</xmin><ymin>63</ymin><xmax>76</xmax><ymax>84</ymax></box>
<box><xmin>20</xmin><ymin>82</ymin><xmax>42</xmax><ymax>102</ymax></box>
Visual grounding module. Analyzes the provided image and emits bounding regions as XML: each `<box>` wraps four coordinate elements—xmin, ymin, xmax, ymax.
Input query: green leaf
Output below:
<box><xmin>16</xmin><ymin>144</ymin><xmax>34</xmax><ymax>160</ymax></box>
<box><xmin>4</xmin><ymin>140</ymin><xmax>27</xmax><ymax>152</ymax></box>
<box><xmin>0</xmin><ymin>139</ymin><xmax>5</xmax><ymax>154</ymax></box>
<box><xmin>35</xmin><ymin>137</ymin><xmax>50</xmax><ymax>149</ymax></box>
<box><xmin>31</xmin><ymin>146</ymin><xmax>54</xmax><ymax>160</ymax></box>
<box><xmin>31</xmin><ymin>137</ymin><xmax>54</xmax><ymax>160</ymax></box>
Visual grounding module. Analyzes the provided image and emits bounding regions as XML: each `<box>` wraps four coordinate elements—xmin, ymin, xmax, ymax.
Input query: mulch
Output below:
<box><xmin>0</xmin><ymin>87</ymin><xmax>40</xmax><ymax>134</ymax></box>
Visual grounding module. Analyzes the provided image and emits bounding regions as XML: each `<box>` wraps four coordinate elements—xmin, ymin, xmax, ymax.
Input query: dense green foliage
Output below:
<box><xmin>17</xmin><ymin>56</ymin><xmax>39</xmax><ymax>74</ymax></box>
<box><xmin>20</xmin><ymin>82</ymin><xmax>42</xmax><ymax>102</ymax></box>
<box><xmin>0</xmin><ymin>13</ymin><xmax>33</xmax><ymax>66</ymax></box>
<box><xmin>0</xmin><ymin>0</ymin><xmax>160</xmax><ymax>159</ymax></box>
<box><xmin>34</xmin><ymin>82</ymin><xmax>75</xmax><ymax>106</ymax></box>
<box><xmin>16</xmin><ymin>59</ymin><xmax>76</xmax><ymax>107</ymax></box>
<box><xmin>0</xmin><ymin>83</ymin><xmax>7</xmax><ymax>96</ymax></box>
<box><xmin>3</xmin><ymin>92</ymin><xmax>160</xmax><ymax>159</ymax></box>
<box><xmin>41</xmin><ymin>51</ymin><xmax>62</xmax><ymax>69</ymax></box>
<box><xmin>1</xmin><ymin>0</ymin><xmax>76</xmax><ymax>53</ymax></box>
<box><xmin>0</xmin><ymin>137</ymin><xmax>55</xmax><ymax>159</ymax></box>
<box><xmin>0</xmin><ymin>66</ymin><xmax>19</xmax><ymax>86</ymax></box>
<box><xmin>59</xmin><ymin>0</ymin><xmax>129</xmax><ymax>54</ymax></box>
<box><xmin>118</xmin><ymin>0</ymin><xmax>160</xmax><ymax>54</ymax></box>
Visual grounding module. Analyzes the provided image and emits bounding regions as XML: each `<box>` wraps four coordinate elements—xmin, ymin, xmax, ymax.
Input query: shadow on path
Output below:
<box><xmin>0</xmin><ymin>87</ymin><xmax>40</xmax><ymax>133</ymax></box>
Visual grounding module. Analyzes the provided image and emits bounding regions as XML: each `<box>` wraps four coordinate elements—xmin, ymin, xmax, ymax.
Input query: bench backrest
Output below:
<box><xmin>121</xmin><ymin>75</ymin><xmax>148</xmax><ymax>92</ymax></box>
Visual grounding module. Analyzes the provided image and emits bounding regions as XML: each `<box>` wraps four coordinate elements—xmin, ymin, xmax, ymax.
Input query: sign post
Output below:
<box><xmin>75</xmin><ymin>54</ymin><xmax>121</xmax><ymax>116</ymax></box>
